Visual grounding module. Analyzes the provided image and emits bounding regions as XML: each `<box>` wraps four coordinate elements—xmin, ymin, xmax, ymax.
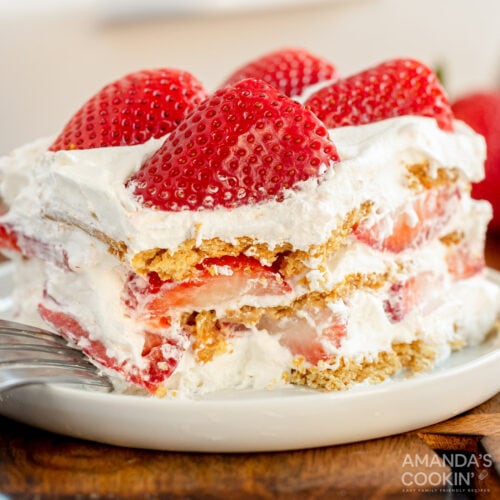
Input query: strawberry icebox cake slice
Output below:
<box><xmin>0</xmin><ymin>49</ymin><xmax>498</xmax><ymax>397</ymax></box>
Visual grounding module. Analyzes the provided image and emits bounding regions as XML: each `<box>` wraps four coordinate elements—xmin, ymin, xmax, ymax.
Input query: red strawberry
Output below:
<box><xmin>125</xmin><ymin>255</ymin><xmax>291</xmax><ymax>318</ymax></box>
<box><xmin>128</xmin><ymin>79</ymin><xmax>338</xmax><ymax>211</ymax></box>
<box><xmin>0</xmin><ymin>223</ymin><xmax>20</xmax><ymax>253</ymax></box>
<box><xmin>305</xmin><ymin>58</ymin><xmax>454</xmax><ymax>131</ymax></box>
<box><xmin>38</xmin><ymin>302</ymin><xmax>183</xmax><ymax>393</ymax></box>
<box><xmin>452</xmin><ymin>91</ymin><xmax>500</xmax><ymax>232</ymax></box>
<box><xmin>383</xmin><ymin>272</ymin><xmax>435</xmax><ymax>322</ymax></box>
<box><xmin>219</xmin><ymin>47</ymin><xmax>338</xmax><ymax>97</ymax></box>
<box><xmin>49</xmin><ymin>68</ymin><xmax>208</xmax><ymax>151</ymax></box>
<box><xmin>354</xmin><ymin>187</ymin><xmax>460</xmax><ymax>253</ymax></box>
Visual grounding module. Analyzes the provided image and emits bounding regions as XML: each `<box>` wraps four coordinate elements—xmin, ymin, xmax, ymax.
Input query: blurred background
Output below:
<box><xmin>0</xmin><ymin>0</ymin><xmax>499</xmax><ymax>155</ymax></box>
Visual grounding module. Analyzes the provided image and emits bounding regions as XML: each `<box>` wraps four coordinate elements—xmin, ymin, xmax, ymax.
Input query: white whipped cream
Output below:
<box><xmin>0</xmin><ymin>116</ymin><xmax>486</xmax><ymax>265</ymax></box>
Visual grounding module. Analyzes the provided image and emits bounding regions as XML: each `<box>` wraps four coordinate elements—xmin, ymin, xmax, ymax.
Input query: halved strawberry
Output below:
<box><xmin>260</xmin><ymin>307</ymin><xmax>347</xmax><ymax>365</ymax></box>
<box><xmin>354</xmin><ymin>187</ymin><xmax>460</xmax><ymax>253</ymax></box>
<box><xmin>127</xmin><ymin>78</ymin><xmax>338</xmax><ymax>211</ymax></box>
<box><xmin>49</xmin><ymin>68</ymin><xmax>208</xmax><ymax>151</ymax></box>
<box><xmin>305</xmin><ymin>58</ymin><xmax>454</xmax><ymax>131</ymax></box>
<box><xmin>219</xmin><ymin>47</ymin><xmax>338</xmax><ymax>97</ymax></box>
<box><xmin>38</xmin><ymin>302</ymin><xmax>183</xmax><ymax>393</ymax></box>
<box><xmin>125</xmin><ymin>255</ymin><xmax>291</xmax><ymax>319</ymax></box>
<box><xmin>383</xmin><ymin>272</ymin><xmax>435</xmax><ymax>322</ymax></box>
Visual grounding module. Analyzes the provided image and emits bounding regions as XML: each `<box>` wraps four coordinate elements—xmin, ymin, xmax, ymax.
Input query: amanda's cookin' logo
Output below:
<box><xmin>401</xmin><ymin>452</ymin><xmax>494</xmax><ymax>494</ymax></box>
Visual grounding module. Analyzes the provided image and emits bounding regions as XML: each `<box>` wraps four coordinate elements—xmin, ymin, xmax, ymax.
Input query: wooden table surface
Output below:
<box><xmin>0</xmin><ymin>235</ymin><xmax>499</xmax><ymax>499</ymax></box>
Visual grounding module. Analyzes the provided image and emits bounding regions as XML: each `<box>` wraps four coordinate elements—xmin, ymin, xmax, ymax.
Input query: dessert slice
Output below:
<box><xmin>0</xmin><ymin>54</ymin><xmax>498</xmax><ymax>396</ymax></box>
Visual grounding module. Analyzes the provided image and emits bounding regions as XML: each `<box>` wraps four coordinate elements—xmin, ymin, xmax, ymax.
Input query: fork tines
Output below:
<box><xmin>0</xmin><ymin>318</ymin><xmax>113</xmax><ymax>392</ymax></box>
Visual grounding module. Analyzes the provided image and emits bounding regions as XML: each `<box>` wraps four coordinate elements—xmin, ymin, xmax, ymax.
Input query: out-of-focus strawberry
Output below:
<box><xmin>452</xmin><ymin>91</ymin><xmax>500</xmax><ymax>232</ymax></box>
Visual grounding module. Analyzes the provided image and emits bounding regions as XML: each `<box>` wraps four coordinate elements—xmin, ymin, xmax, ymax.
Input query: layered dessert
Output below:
<box><xmin>0</xmin><ymin>49</ymin><xmax>498</xmax><ymax>396</ymax></box>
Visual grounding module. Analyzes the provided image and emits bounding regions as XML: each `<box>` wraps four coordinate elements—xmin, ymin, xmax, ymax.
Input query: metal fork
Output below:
<box><xmin>0</xmin><ymin>318</ymin><xmax>113</xmax><ymax>393</ymax></box>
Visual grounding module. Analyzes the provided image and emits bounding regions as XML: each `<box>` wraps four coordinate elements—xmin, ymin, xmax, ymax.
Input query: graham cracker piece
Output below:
<box><xmin>288</xmin><ymin>340</ymin><xmax>438</xmax><ymax>391</ymax></box>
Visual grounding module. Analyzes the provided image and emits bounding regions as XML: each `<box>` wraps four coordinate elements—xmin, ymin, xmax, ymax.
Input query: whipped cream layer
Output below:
<box><xmin>0</xmin><ymin>117</ymin><xmax>486</xmax><ymax>264</ymax></box>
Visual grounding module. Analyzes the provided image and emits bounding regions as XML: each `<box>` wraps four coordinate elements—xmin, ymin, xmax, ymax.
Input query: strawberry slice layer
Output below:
<box><xmin>125</xmin><ymin>255</ymin><xmax>291</xmax><ymax>320</ymax></box>
<box><xmin>383</xmin><ymin>272</ymin><xmax>436</xmax><ymax>323</ymax></box>
<box><xmin>0</xmin><ymin>223</ymin><xmax>70</xmax><ymax>270</ymax></box>
<box><xmin>259</xmin><ymin>307</ymin><xmax>347</xmax><ymax>365</ymax></box>
<box><xmin>354</xmin><ymin>187</ymin><xmax>460</xmax><ymax>253</ymax></box>
<box><xmin>219</xmin><ymin>47</ymin><xmax>339</xmax><ymax>97</ymax></box>
<box><xmin>38</xmin><ymin>302</ymin><xmax>183</xmax><ymax>393</ymax></box>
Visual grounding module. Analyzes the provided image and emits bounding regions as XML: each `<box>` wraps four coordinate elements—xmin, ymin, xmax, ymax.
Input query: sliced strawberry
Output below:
<box><xmin>260</xmin><ymin>307</ymin><xmax>347</xmax><ymax>365</ymax></box>
<box><xmin>305</xmin><ymin>58</ymin><xmax>454</xmax><ymax>131</ymax></box>
<box><xmin>38</xmin><ymin>302</ymin><xmax>183</xmax><ymax>393</ymax></box>
<box><xmin>383</xmin><ymin>272</ymin><xmax>435</xmax><ymax>322</ymax></box>
<box><xmin>127</xmin><ymin>78</ymin><xmax>338</xmax><ymax>211</ymax></box>
<box><xmin>140</xmin><ymin>331</ymin><xmax>180</xmax><ymax>379</ymax></box>
<box><xmin>354</xmin><ymin>187</ymin><xmax>460</xmax><ymax>253</ymax></box>
<box><xmin>49</xmin><ymin>68</ymin><xmax>208</xmax><ymax>151</ymax></box>
<box><xmin>0</xmin><ymin>223</ymin><xmax>20</xmax><ymax>253</ymax></box>
<box><xmin>125</xmin><ymin>255</ymin><xmax>291</xmax><ymax>319</ymax></box>
<box><xmin>0</xmin><ymin>223</ymin><xmax>70</xmax><ymax>269</ymax></box>
<box><xmin>445</xmin><ymin>243</ymin><xmax>485</xmax><ymax>280</ymax></box>
<box><xmin>219</xmin><ymin>47</ymin><xmax>338</xmax><ymax>97</ymax></box>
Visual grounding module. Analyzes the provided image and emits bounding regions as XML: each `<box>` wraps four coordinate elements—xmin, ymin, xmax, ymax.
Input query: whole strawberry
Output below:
<box><xmin>305</xmin><ymin>58</ymin><xmax>454</xmax><ymax>131</ymax></box>
<box><xmin>49</xmin><ymin>68</ymin><xmax>208</xmax><ymax>151</ymax></box>
<box><xmin>127</xmin><ymin>79</ymin><xmax>338</xmax><ymax>211</ymax></box>
<box><xmin>452</xmin><ymin>91</ymin><xmax>500</xmax><ymax>232</ymax></box>
<box><xmin>219</xmin><ymin>48</ymin><xmax>338</xmax><ymax>98</ymax></box>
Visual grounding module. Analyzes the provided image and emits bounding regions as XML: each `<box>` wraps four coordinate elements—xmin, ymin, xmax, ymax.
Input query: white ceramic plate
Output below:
<box><xmin>0</xmin><ymin>261</ymin><xmax>498</xmax><ymax>452</ymax></box>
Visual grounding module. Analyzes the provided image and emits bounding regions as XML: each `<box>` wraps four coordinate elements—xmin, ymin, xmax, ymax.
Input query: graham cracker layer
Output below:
<box><xmin>131</xmin><ymin>202</ymin><xmax>373</xmax><ymax>282</ymax></box>
<box><xmin>130</xmin><ymin>163</ymin><xmax>460</xmax><ymax>282</ymax></box>
<box><xmin>226</xmin><ymin>270</ymin><xmax>391</xmax><ymax>326</ymax></box>
<box><xmin>287</xmin><ymin>340</ymin><xmax>438</xmax><ymax>391</ymax></box>
<box><xmin>405</xmin><ymin>162</ymin><xmax>461</xmax><ymax>191</ymax></box>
